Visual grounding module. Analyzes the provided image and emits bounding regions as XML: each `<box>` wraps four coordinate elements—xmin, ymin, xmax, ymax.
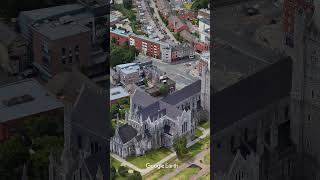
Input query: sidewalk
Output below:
<box><xmin>111</xmin><ymin>152</ymin><xmax>176</xmax><ymax>175</ymax></box>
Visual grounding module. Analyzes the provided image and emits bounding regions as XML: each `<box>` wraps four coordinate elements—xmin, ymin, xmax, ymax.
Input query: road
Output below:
<box><xmin>152</xmin><ymin>59</ymin><xmax>200</xmax><ymax>90</ymax></box>
<box><xmin>149</xmin><ymin>0</ymin><xmax>179</xmax><ymax>44</ymax></box>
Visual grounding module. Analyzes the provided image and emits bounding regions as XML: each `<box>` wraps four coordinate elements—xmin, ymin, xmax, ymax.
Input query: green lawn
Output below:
<box><xmin>170</xmin><ymin>165</ymin><xmax>201</xmax><ymax>180</ymax></box>
<box><xmin>203</xmin><ymin>152</ymin><xmax>210</xmax><ymax>165</ymax></box>
<box><xmin>182</xmin><ymin>136</ymin><xmax>210</xmax><ymax>161</ymax></box>
<box><xmin>111</xmin><ymin>157</ymin><xmax>122</xmax><ymax>169</ymax></box>
<box><xmin>198</xmin><ymin>121</ymin><xmax>210</xmax><ymax>129</ymax></box>
<box><xmin>144</xmin><ymin>157</ymin><xmax>182</xmax><ymax>180</ymax></box>
<box><xmin>127</xmin><ymin>148</ymin><xmax>172</xmax><ymax>169</ymax></box>
<box><xmin>197</xmin><ymin>173</ymin><xmax>210</xmax><ymax>180</ymax></box>
<box><xmin>194</xmin><ymin>128</ymin><xmax>203</xmax><ymax>139</ymax></box>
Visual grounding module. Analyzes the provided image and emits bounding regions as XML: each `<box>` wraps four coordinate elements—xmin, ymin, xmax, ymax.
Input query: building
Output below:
<box><xmin>199</xmin><ymin>18</ymin><xmax>210</xmax><ymax>43</ymax></box>
<box><xmin>168</xmin><ymin>15</ymin><xmax>189</xmax><ymax>33</ymax></box>
<box><xmin>197</xmin><ymin>51</ymin><xmax>210</xmax><ymax>75</ymax></box>
<box><xmin>283</xmin><ymin>1</ymin><xmax>320</xmax><ymax>178</ymax></box>
<box><xmin>0</xmin><ymin>22</ymin><xmax>28</xmax><ymax>74</ymax></box>
<box><xmin>155</xmin><ymin>0</ymin><xmax>172</xmax><ymax>19</ymax></box>
<box><xmin>115</xmin><ymin>63</ymin><xmax>141</xmax><ymax>86</ymax></box>
<box><xmin>49</xmin><ymin>85</ymin><xmax>108</xmax><ymax>180</ymax></box>
<box><xmin>32</xmin><ymin>19</ymin><xmax>91</xmax><ymax>79</ymax></box>
<box><xmin>18</xmin><ymin>4</ymin><xmax>95</xmax><ymax>65</ymax></box>
<box><xmin>110</xmin><ymin>29</ymin><xmax>172</xmax><ymax>62</ymax></box>
<box><xmin>110</xmin><ymin>86</ymin><xmax>130</xmax><ymax>105</ymax></box>
<box><xmin>171</xmin><ymin>43</ymin><xmax>194</xmax><ymax>62</ymax></box>
<box><xmin>111</xmin><ymin>80</ymin><xmax>201</xmax><ymax>158</ymax></box>
<box><xmin>0</xmin><ymin>79</ymin><xmax>64</xmax><ymax>141</ymax></box>
<box><xmin>213</xmin><ymin>58</ymin><xmax>294</xmax><ymax>180</ymax></box>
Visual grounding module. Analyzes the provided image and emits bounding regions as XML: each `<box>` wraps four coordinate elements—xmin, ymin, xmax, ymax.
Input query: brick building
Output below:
<box><xmin>32</xmin><ymin>19</ymin><xmax>91</xmax><ymax>80</ymax></box>
<box><xmin>168</xmin><ymin>15</ymin><xmax>189</xmax><ymax>33</ymax></box>
<box><xmin>110</xmin><ymin>29</ymin><xmax>172</xmax><ymax>62</ymax></box>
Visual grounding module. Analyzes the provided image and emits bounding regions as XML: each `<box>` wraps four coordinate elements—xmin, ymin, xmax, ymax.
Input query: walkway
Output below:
<box><xmin>187</xmin><ymin>128</ymin><xmax>210</xmax><ymax>148</ymax></box>
<box><xmin>111</xmin><ymin>152</ymin><xmax>176</xmax><ymax>176</ymax></box>
<box><xmin>159</xmin><ymin>148</ymin><xmax>210</xmax><ymax>180</ymax></box>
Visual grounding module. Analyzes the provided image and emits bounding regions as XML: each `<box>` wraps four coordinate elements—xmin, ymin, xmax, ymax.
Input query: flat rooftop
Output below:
<box><xmin>110</xmin><ymin>86</ymin><xmax>129</xmax><ymax>101</ymax></box>
<box><xmin>0</xmin><ymin>79</ymin><xmax>64</xmax><ymax>122</ymax></box>
<box><xmin>33</xmin><ymin>21</ymin><xmax>90</xmax><ymax>40</ymax></box>
<box><xmin>20</xmin><ymin>4</ymin><xmax>85</xmax><ymax>21</ymax></box>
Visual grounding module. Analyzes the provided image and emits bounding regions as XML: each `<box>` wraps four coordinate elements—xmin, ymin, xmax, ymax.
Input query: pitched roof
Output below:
<box><xmin>71</xmin><ymin>85</ymin><xmax>108</xmax><ymax>139</ymax></box>
<box><xmin>132</xmin><ymin>88</ymin><xmax>158</xmax><ymax>108</ymax></box>
<box><xmin>213</xmin><ymin>57</ymin><xmax>292</xmax><ymax>133</ymax></box>
<box><xmin>118</xmin><ymin>124</ymin><xmax>137</xmax><ymax>143</ymax></box>
<box><xmin>162</xmin><ymin>80</ymin><xmax>201</xmax><ymax>105</ymax></box>
<box><xmin>137</xmin><ymin>101</ymin><xmax>182</xmax><ymax>121</ymax></box>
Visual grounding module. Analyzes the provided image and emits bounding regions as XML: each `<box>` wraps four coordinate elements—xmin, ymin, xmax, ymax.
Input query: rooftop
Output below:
<box><xmin>32</xmin><ymin>20</ymin><xmax>90</xmax><ymax>40</ymax></box>
<box><xmin>20</xmin><ymin>4</ymin><xmax>85</xmax><ymax>22</ymax></box>
<box><xmin>110</xmin><ymin>86</ymin><xmax>129</xmax><ymax>101</ymax></box>
<box><xmin>0</xmin><ymin>79</ymin><xmax>64</xmax><ymax>122</ymax></box>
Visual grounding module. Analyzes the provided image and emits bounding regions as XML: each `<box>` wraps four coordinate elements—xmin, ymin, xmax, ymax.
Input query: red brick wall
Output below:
<box><xmin>110</xmin><ymin>32</ymin><xmax>129</xmax><ymax>46</ymax></box>
<box><xmin>33</xmin><ymin>29</ymin><xmax>90</xmax><ymax>75</ymax></box>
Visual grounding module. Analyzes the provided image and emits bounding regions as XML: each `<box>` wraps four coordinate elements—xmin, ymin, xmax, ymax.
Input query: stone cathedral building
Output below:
<box><xmin>201</xmin><ymin>61</ymin><xmax>210</xmax><ymax>119</ymax></box>
<box><xmin>48</xmin><ymin>85</ymin><xmax>109</xmax><ymax>180</ymax></box>
<box><xmin>110</xmin><ymin>80</ymin><xmax>201</xmax><ymax>158</ymax></box>
<box><xmin>283</xmin><ymin>0</ymin><xmax>320</xmax><ymax>179</ymax></box>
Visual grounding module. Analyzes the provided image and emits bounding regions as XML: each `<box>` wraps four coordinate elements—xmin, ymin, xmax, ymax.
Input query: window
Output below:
<box><xmin>69</xmin><ymin>56</ymin><xmax>72</xmax><ymax>64</ymax></box>
<box><xmin>312</xmin><ymin>90</ymin><xmax>314</xmax><ymax>98</ymax></box>
<box><xmin>62</xmin><ymin>48</ymin><xmax>66</xmax><ymax>56</ymax></box>
<box><xmin>77</xmin><ymin>136</ymin><xmax>82</xmax><ymax>149</ymax></box>
<box><xmin>308</xmin><ymin>114</ymin><xmax>311</xmax><ymax>121</ymax></box>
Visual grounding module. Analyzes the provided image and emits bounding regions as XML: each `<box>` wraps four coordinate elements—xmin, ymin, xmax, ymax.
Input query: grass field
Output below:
<box><xmin>170</xmin><ymin>165</ymin><xmax>201</xmax><ymax>180</ymax></box>
<box><xmin>194</xmin><ymin>128</ymin><xmax>203</xmax><ymax>139</ymax></box>
<box><xmin>203</xmin><ymin>152</ymin><xmax>210</xmax><ymax>165</ymax></box>
<box><xmin>143</xmin><ymin>157</ymin><xmax>182</xmax><ymax>180</ymax></box>
<box><xmin>197</xmin><ymin>173</ymin><xmax>210</xmax><ymax>180</ymax></box>
<box><xmin>199</xmin><ymin>121</ymin><xmax>210</xmax><ymax>129</ymax></box>
<box><xmin>111</xmin><ymin>157</ymin><xmax>122</xmax><ymax>169</ymax></box>
<box><xmin>127</xmin><ymin>148</ymin><xmax>172</xmax><ymax>169</ymax></box>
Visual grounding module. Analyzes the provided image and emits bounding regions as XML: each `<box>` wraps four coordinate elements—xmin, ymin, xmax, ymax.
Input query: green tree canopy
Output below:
<box><xmin>118</xmin><ymin>166</ymin><xmax>129</xmax><ymax>176</ymax></box>
<box><xmin>110</xmin><ymin>166</ymin><xmax>117</xmax><ymax>180</ymax></box>
<box><xmin>191</xmin><ymin>0</ymin><xmax>209</xmax><ymax>10</ymax></box>
<box><xmin>129</xmin><ymin>170</ymin><xmax>142</xmax><ymax>180</ymax></box>
<box><xmin>0</xmin><ymin>135</ymin><xmax>29</xmax><ymax>180</ymax></box>
<box><xmin>173</xmin><ymin>136</ymin><xmax>187</xmax><ymax>159</ymax></box>
<box><xmin>110</xmin><ymin>43</ymin><xmax>136</xmax><ymax>67</ymax></box>
<box><xmin>159</xmin><ymin>84</ymin><xmax>170</xmax><ymax>95</ymax></box>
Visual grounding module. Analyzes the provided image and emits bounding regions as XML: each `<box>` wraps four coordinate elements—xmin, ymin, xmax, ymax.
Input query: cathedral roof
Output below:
<box><xmin>132</xmin><ymin>88</ymin><xmax>158</xmax><ymax>108</ymax></box>
<box><xmin>137</xmin><ymin>101</ymin><xmax>182</xmax><ymax>121</ymax></box>
<box><xmin>213</xmin><ymin>57</ymin><xmax>292</xmax><ymax>133</ymax></box>
<box><xmin>71</xmin><ymin>85</ymin><xmax>109</xmax><ymax>139</ymax></box>
<box><xmin>118</xmin><ymin>124</ymin><xmax>137</xmax><ymax>143</ymax></box>
<box><xmin>162</xmin><ymin>80</ymin><xmax>201</xmax><ymax>105</ymax></box>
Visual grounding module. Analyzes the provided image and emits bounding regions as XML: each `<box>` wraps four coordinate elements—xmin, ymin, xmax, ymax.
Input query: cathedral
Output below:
<box><xmin>110</xmin><ymin>80</ymin><xmax>202</xmax><ymax>158</ymax></box>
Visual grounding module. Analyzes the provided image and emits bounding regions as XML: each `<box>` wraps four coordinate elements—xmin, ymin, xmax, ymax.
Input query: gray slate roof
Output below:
<box><xmin>118</xmin><ymin>124</ymin><xmax>138</xmax><ymax>143</ymax></box>
<box><xmin>132</xmin><ymin>88</ymin><xmax>158</xmax><ymax>108</ymax></box>
<box><xmin>137</xmin><ymin>101</ymin><xmax>182</xmax><ymax>121</ymax></box>
<box><xmin>0</xmin><ymin>79</ymin><xmax>63</xmax><ymax>122</ymax></box>
<box><xmin>71</xmin><ymin>85</ymin><xmax>108</xmax><ymax>139</ymax></box>
<box><xmin>162</xmin><ymin>80</ymin><xmax>201</xmax><ymax>105</ymax></box>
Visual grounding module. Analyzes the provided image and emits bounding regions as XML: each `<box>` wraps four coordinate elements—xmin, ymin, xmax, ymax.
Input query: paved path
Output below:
<box><xmin>187</xmin><ymin>128</ymin><xmax>210</xmax><ymax>148</ymax></box>
<box><xmin>159</xmin><ymin>148</ymin><xmax>210</xmax><ymax>180</ymax></box>
<box><xmin>111</xmin><ymin>152</ymin><xmax>176</xmax><ymax>175</ymax></box>
<box><xmin>149</xmin><ymin>0</ymin><xmax>179</xmax><ymax>44</ymax></box>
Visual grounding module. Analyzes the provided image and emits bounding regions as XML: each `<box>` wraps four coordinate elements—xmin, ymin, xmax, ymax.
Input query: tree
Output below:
<box><xmin>118</xmin><ymin>166</ymin><xmax>129</xmax><ymax>176</ymax></box>
<box><xmin>129</xmin><ymin>170</ymin><xmax>142</xmax><ymax>180</ymax></box>
<box><xmin>191</xmin><ymin>0</ymin><xmax>209</xmax><ymax>10</ymax></box>
<box><xmin>0</xmin><ymin>135</ymin><xmax>29</xmax><ymax>180</ymax></box>
<box><xmin>111</xmin><ymin>103</ymin><xmax>120</xmax><ymax>119</ymax></box>
<box><xmin>111</xmin><ymin>166</ymin><xmax>117</xmax><ymax>180</ymax></box>
<box><xmin>110</xmin><ymin>43</ymin><xmax>136</xmax><ymax>67</ymax></box>
<box><xmin>123</xmin><ymin>0</ymin><xmax>133</xmax><ymax>9</ymax></box>
<box><xmin>173</xmin><ymin>136</ymin><xmax>187</xmax><ymax>159</ymax></box>
<box><xmin>159</xmin><ymin>84</ymin><xmax>170</xmax><ymax>95</ymax></box>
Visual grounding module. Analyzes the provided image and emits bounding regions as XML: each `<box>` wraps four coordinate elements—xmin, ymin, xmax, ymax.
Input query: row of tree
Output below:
<box><xmin>111</xmin><ymin>166</ymin><xmax>142</xmax><ymax>180</ymax></box>
<box><xmin>110</xmin><ymin>41</ymin><xmax>136</xmax><ymax>67</ymax></box>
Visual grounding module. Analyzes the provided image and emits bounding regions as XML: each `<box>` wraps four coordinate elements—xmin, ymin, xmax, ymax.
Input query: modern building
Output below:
<box><xmin>115</xmin><ymin>63</ymin><xmax>141</xmax><ymax>86</ymax></box>
<box><xmin>110</xmin><ymin>80</ymin><xmax>201</xmax><ymax>158</ymax></box>
<box><xmin>18</xmin><ymin>4</ymin><xmax>95</xmax><ymax>65</ymax></box>
<box><xmin>0</xmin><ymin>79</ymin><xmax>64</xmax><ymax>141</ymax></box>
<box><xmin>110</xmin><ymin>86</ymin><xmax>130</xmax><ymax>105</ymax></box>
<box><xmin>31</xmin><ymin>19</ymin><xmax>91</xmax><ymax>79</ymax></box>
